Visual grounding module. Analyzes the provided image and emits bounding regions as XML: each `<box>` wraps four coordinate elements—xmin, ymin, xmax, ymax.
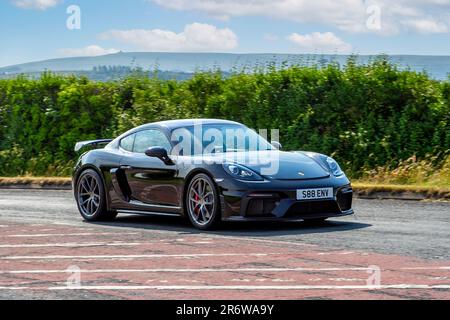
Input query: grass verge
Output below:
<box><xmin>0</xmin><ymin>177</ymin><xmax>449</xmax><ymax>200</ymax></box>
<box><xmin>0</xmin><ymin>177</ymin><xmax>71</xmax><ymax>187</ymax></box>
<box><xmin>352</xmin><ymin>182</ymin><xmax>450</xmax><ymax>200</ymax></box>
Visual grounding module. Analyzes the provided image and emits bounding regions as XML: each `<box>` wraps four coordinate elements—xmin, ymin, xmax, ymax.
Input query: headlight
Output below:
<box><xmin>223</xmin><ymin>163</ymin><xmax>263</xmax><ymax>181</ymax></box>
<box><xmin>322</xmin><ymin>156</ymin><xmax>344</xmax><ymax>177</ymax></box>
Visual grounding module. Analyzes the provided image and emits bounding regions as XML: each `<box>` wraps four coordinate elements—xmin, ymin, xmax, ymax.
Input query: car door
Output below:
<box><xmin>119</xmin><ymin>129</ymin><xmax>182</xmax><ymax>209</ymax></box>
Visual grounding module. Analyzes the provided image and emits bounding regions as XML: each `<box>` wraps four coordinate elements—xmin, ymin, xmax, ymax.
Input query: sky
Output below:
<box><xmin>1</xmin><ymin>0</ymin><xmax>450</xmax><ymax>67</ymax></box>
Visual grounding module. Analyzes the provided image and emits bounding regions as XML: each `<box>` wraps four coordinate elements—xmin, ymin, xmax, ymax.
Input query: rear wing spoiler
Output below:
<box><xmin>74</xmin><ymin>139</ymin><xmax>113</xmax><ymax>152</ymax></box>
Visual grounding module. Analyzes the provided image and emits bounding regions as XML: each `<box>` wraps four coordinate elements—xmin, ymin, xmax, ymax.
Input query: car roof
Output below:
<box><xmin>136</xmin><ymin>119</ymin><xmax>243</xmax><ymax>131</ymax></box>
<box><xmin>108</xmin><ymin>119</ymin><xmax>245</xmax><ymax>149</ymax></box>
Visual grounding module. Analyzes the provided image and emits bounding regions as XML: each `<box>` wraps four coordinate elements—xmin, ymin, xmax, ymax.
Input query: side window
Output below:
<box><xmin>133</xmin><ymin>129</ymin><xmax>172</xmax><ymax>153</ymax></box>
<box><xmin>120</xmin><ymin>134</ymin><xmax>135</xmax><ymax>152</ymax></box>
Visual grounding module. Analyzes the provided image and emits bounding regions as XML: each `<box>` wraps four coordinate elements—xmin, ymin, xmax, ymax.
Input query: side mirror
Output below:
<box><xmin>271</xmin><ymin>141</ymin><xmax>282</xmax><ymax>150</ymax></box>
<box><xmin>145</xmin><ymin>147</ymin><xmax>175</xmax><ymax>166</ymax></box>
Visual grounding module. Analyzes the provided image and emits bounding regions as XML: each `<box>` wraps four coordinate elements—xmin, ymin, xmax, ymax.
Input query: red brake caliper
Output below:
<box><xmin>194</xmin><ymin>193</ymin><xmax>200</xmax><ymax>216</ymax></box>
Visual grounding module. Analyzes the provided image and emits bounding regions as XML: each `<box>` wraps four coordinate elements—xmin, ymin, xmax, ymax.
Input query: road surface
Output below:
<box><xmin>0</xmin><ymin>189</ymin><xmax>448</xmax><ymax>300</ymax></box>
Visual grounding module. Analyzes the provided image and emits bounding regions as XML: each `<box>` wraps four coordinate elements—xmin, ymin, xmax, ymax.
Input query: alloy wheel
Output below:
<box><xmin>78</xmin><ymin>173</ymin><xmax>100</xmax><ymax>217</ymax></box>
<box><xmin>188</xmin><ymin>177</ymin><xmax>216</xmax><ymax>226</ymax></box>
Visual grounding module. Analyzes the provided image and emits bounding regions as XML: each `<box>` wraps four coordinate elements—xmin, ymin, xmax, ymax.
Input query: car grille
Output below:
<box><xmin>337</xmin><ymin>191</ymin><xmax>352</xmax><ymax>211</ymax></box>
<box><xmin>246</xmin><ymin>198</ymin><xmax>278</xmax><ymax>217</ymax></box>
<box><xmin>286</xmin><ymin>200</ymin><xmax>340</xmax><ymax>218</ymax></box>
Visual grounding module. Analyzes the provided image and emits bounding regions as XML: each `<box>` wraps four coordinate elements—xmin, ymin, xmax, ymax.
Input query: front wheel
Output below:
<box><xmin>75</xmin><ymin>169</ymin><xmax>117</xmax><ymax>221</ymax></box>
<box><xmin>186</xmin><ymin>173</ymin><xmax>221</xmax><ymax>230</ymax></box>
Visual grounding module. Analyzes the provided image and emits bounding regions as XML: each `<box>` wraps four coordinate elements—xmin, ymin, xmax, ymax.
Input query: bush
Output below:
<box><xmin>0</xmin><ymin>57</ymin><xmax>448</xmax><ymax>178</ymax></box>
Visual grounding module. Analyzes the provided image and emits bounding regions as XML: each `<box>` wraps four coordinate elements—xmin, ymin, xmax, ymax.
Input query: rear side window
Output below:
<box><xmin>120</xmin><ymin>134</ymin><xmax>135</xmax><ymax>152</ymax></box>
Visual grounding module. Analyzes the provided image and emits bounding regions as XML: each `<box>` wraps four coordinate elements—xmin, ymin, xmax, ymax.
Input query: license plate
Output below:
<box><xmin>297</xmin><ymin>188</ymin><xmax>334</xmax><ymax>200</ymax></box>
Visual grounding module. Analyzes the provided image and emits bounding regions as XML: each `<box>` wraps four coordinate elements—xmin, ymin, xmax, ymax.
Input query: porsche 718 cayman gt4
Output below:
<box><xmin>73</xmin><ymin>119</ymin><xmax>353</xmax><ymax>230</ymax></box>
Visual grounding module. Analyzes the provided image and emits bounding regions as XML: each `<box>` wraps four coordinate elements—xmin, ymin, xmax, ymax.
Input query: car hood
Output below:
<box><xmin>201</xmin><ymin>151</ymin><xmax>331</xmax><ymax>180</ymax></box>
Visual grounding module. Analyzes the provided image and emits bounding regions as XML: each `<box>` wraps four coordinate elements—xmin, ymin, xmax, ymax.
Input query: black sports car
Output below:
<box><xmin>73</xmin><ymin>119</ymin><xmax>353</xmax><ymax>230</ymax></box>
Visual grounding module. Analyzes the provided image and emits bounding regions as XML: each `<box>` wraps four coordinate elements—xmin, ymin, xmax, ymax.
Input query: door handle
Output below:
<box><xmin>120</xmin><ymin>165</ymin><xmax>133</xmax><ymax>170</ymax></box>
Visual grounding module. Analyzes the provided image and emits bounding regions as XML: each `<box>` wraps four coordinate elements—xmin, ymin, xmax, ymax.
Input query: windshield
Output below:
<box><xmin>170</xmin><ymin>124</ymin><xmax>275</xmax><ymax>156</ymax></box>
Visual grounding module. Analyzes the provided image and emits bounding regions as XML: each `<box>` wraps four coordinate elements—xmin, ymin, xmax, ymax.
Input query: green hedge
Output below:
<box><xmin>0</xmin><ymin>57</ymin><xmax>449</xmax><ymax>177</ymax></box>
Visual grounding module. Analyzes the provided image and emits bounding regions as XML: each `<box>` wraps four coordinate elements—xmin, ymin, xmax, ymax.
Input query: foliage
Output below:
<box><xmin>358</xmin><ymin>154</ymin><xmax>450</xmax><ymax>187</ymax></box>
<box><xmin>0</xmin><ymin>57</ymin><xmax>448</xmax><ymax>179</ymax></box>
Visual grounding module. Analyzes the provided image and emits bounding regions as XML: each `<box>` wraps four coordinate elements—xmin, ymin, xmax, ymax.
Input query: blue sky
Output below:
<box><xmin>1</xmin><ymin>0</ymin><xmax>450</xmax><ymax>67</ymax></box>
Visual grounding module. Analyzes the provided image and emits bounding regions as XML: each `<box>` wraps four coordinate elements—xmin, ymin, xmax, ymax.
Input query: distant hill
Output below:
<box><xmin>0</xmin><ymin>66</ymin><xmax>198</xmax><ymax>82</ymax></box>
<box><xmin>0</xmin><ymin>52</ymin><xmax>449</xmax><ymax>81</ymax></box>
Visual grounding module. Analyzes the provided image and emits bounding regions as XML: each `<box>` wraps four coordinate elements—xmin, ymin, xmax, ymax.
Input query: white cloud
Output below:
<box><xmin>151</xmin><ymin>0</ymin><xmax>450</xmax><ymax>35</ymax></box>
<box><xmin>401</xmin><ymin>19</ymin><xmax>448</xmax><ymax>34</ymax></box>
<box><xmin>152</xmin><ymin>0</ymin><xmax>366</xmax><ymax>33</ymax></box>
<box><xmin>99</xmin><ymin>23</ymin><xmax>238</xmax><ymax>52</ymax></box>
<box><xmin>58</xmin><ymin>45</ymin><xmax>120</xmax><ymax>57</ymax></box>
<box><xmin>287</xmin><ymin>32</ymin><xmax>352</xmax><ymax>54</ymax></box>
<box><xmin>12</xmin><ymin>0</ymin><xmax>61</xmax><ymax>10</ymax></box>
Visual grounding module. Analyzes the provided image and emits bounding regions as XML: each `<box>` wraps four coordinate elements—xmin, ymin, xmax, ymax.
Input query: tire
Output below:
<box><xmin>185</xmin><ymin>173</ymin><xmax>221</xmax><ymax>230</ymax></box>
<box><xmin>75</xmin><ymin>169</ymin><xmax>117</xmax><ymax>221</ymax></box>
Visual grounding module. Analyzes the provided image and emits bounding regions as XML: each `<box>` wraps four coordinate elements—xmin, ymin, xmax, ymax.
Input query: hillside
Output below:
<box><xmin>1</xmin><ymin>52</ymin><xmax>449</xmax><ymax>81</ymax></box>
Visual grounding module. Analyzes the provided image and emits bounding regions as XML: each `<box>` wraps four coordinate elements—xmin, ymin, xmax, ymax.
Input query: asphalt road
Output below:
<box><xmin>0</xmin><ymin>189</ymin><xmax>449</xmax><ymax>300</ymax></box>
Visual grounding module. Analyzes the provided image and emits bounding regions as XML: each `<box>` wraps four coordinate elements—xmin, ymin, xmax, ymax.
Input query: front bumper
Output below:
<box><xmin>220</xmin><ymin>184</ymin><xmax>354</xmax><ymax>221</ymax></box>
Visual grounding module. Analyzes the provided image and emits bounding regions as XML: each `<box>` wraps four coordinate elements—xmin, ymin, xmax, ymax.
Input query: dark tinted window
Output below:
<box><xmin>120</xmin><ymin>134</ymin><xmax>135</xmax><ymax>152</ymax></box>
<box><xmin>133</xmin><ymin>129</ymin><xmax>171</xmax><ymax>153</ymax></box>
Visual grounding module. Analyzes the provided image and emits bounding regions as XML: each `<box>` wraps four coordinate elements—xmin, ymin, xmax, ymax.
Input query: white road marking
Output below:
<box><xmin>39</xmin><ymin>284</ymin><xmax>450</xmax><ymax>291</ymax></box>
<box><xmin>231</xmin><ymin>279</ymin><xmax>251</xmax><ymax>282</ymax></box>
<box><xmin>1</xmin><ymin>266</ymin><xmax>448</xmax><ymax>274</ymax></box>
<box><xmin>318</xmin><ymin>252</ymin><xmax>355</xmax><ymax>255</ymax></box>
<box><xmin>2</xmin><ymin>232</ymin><xmax>139</xmax><ymax>238</ymax></box>
<box><xmin>0</xmin><ymin>242</ymin><xmax>144</xmax><ymax>248</ymax></box>
<box><xmin>429</xmin><ymin>277</ymin><xmax>448</xmax><ymax>280</ymax></box>
<box><xmin>0</xmin><ymin>220</ymin><xmax>317</xmax><ymax>250</ymax></box>
<box><xmin>329</xmin><ymin>278</ymin><xmax>364</xmax><ymax>282</ymax></box>
<box><xmin>0</xmin><ymin>287</ymin><xmax>31</xmax><ymax>290</ymax></box>
<box><xmin>0</xmin><ymin>284</ymin><xmax>449</xmax><ymax>291</ymax></box>
<box><xmin>0</xmin><ymin>253</ymin><xmax>273</xmax><ymax>260</ymax></box>
<box><xmin>0</xmin><ymin>267</ymin><xmax>370</xmax><ymax>274</ymax></box>
<box><xmin>205</xmin><ymin>235</ymin><xmax>316</xmax><ymax>248</ymax></box>
<box><xmin>97</xmin><ymin>227</ymin><xmax>315</xmax><ymax>248</ymax></box>
<box><xmin>402</xmin><ymin>267</ymin><xmax>450</xmax><ymax>270</ymax></box>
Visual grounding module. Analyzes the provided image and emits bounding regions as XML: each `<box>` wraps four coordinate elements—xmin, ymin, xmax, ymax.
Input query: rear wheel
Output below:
<box><xmin>76</xmin><ymin>169</ymin><xmax>117</xmax><ymax>221</ymax></box>
<box><xmin>186</xmin><ymin>173</ymin><xmax>221</xmax><ymax>230</ymax></box>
